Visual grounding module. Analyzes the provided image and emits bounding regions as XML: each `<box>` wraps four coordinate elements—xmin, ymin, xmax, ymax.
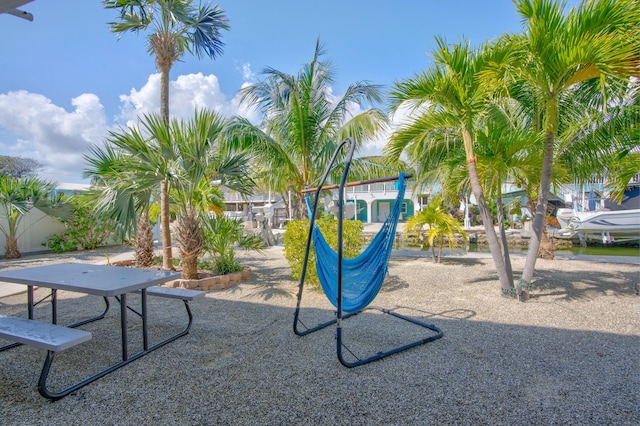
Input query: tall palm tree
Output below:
<box><xmin>0</xmin><ymin>176</ymin><xmax>64</xmax><ymax>258</ymax></box>
<box><xmin>227</xmin><ymin>39</ymin><xmax>388</xmax><ymax>219</ymax></box>
<box><xmin>104</xmin><ymin>0</ymin><xmax>230</xmax><ymax>270</ymax></box>
<box><xmin>489</xmin><ymin>0</ymin><xmax>640</xmax><ymax>288</ymax></box>
<box><xmin>389</xmin><ymin>37</ymin><xmax>517</xmax><ymax>294</ymax></box>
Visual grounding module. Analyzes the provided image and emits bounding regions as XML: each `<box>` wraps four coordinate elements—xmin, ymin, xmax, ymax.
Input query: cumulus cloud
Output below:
<box><xmin>0</xmin><ymin>91</ymin><xmax>107</xmax><ymax>183</ymax></box>
<box><xmin>0</xmin><ymin>72</ymin><xmax>258</xmax><ymax>183</ymax></box>
<box><xmin>358</xmin><ymin>101</ymin><xmax>429</xmax><ymax>158</ymax></box>
<box><xmin>118</xmin><ymin>72</ymin><xmax>257</xmax><ymax>125</ymax></box>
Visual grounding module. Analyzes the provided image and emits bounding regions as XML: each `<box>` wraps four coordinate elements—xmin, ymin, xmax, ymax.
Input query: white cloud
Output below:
<box><xmin>0</xmin><ymin>91</ymin><xmax>107</xmax><ymax>183</ymax></box>
<box><xmin>0</xmin><ymin>73</ymin><xmax>257</xmax><ymax>183</ymax></box>
<box><xmin>241</xmin><ymin>62</ymin><xmax>255</xmax><ymax>82</ymax></box>
<box><xmin>358</xmin><ymin>102</ymin><xmax>425</xmax><ymax>158</ymax></box>
<box><xmin>0</xmin><ymin>72</ymin><xmax>409</xmax><ymax>184</ymax></box>
<box><xmin>118</xmin><ymin>72</ymin><xmax>256</xmax><ymax>125</ymax></box>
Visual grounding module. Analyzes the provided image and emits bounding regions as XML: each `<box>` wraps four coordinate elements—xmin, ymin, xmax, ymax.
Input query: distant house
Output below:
<box><xmin>221</xmin><ymin>179</ymin><xmax>424</xmax><ymax>228</ymax></box>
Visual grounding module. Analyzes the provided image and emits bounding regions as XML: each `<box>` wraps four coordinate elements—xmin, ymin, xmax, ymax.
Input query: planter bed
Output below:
<box><xmin>110</xmin><ymin>259</ymin><xmax>251</xmax><ymax>291</ymax></box>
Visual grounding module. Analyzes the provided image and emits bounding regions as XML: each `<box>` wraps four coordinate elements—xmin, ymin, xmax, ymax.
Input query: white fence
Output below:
<box><xmin>0</xmin><ymin>210</ymin><xmax>67</xmax><ymax>257</ymax></box>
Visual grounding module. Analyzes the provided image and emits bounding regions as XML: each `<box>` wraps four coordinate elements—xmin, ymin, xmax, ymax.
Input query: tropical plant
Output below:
<box><xmin>44</xmin><ymin>194</ymin><xmax>115</xmax><ymax>252</ymax></box>
<box><xmin>0</xmin><ymin>176</ymin><xmax>69</xmax><ymax>258</ymax></box>
<box><xmin>169</xmin><ymin>110</ymin><xmax>253</xmax><ymax>279</ymax></box>
<box><xmin>104</xmin><ymin>0</ymin><xmax>230</xmax><ymax>270</ymax></box>
<box><xmin>85</xmin><ymin>109</ymin><xmax>253</xmax><ymax>278</ymax></box>
<box><xmin>389</xmin><ymin>36</ymin><xmax>516</xmax><ymax>294</ymax></box>
<box><xmin>473</xmin><ymin>102</ymin><xmax>546</xmax><ymax>270</ymax></box>
<box><xmin>201</xmin><ymin>215</ymin><xmax>265</xmax><ymax>275</ymax></box>
<box><xmin>485</xmin><ymin>0</ymin><xmax>640</xmax><ymax>289</ymax></box>
<box><xmin>85</xmin><ymin>132</ymin><xmax>157</xmax><ymax>268</ymax></box>
<box><xmin>405</xmin><ymin>197</ymin><xmax>467</xmax><ymax>263</ymax></box>
<box><xmin>227</xmin><ymin>39</ymin><xmax>388</xmax><ymax>219</ymax></box>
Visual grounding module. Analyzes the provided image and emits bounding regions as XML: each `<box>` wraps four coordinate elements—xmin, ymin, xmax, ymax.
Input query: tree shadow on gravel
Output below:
<box><xmin>524</xmin><ymin>267</ymin><xmax>638</xmax><ymax>301</ymax></box>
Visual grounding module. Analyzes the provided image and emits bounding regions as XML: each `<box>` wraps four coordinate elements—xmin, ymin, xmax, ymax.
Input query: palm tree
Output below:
<box><xmin>0</xmin><ymin>176</ymin><xmax>64</xmax><ymax>258</ymax></box>
<box><xmin>85</xmin><ymin>130</ymin><xmax>161</xmax><ymax>268</ymax></box>
<box><xmin>104</xmin><ymin>0</ymin><xmax>230</xmax><ymax>270</ymax></box>
<box><xmin>227</xmin><ymin>39</ymin><xmax>388</xmax><ymax>219</ymax></box>
<box><xmin>169</xmin><ymin>110</ymin><xmax>254</xmax><ymax>279</ymax></box>
<box><xmin>556</xmin><ymin>78</ymin><xmax>640</xmax><ymax>205</ymax></box>
<box><xmin>489</xmin><ymin>0</ymin><xmax>640</xmax><ymax>288</ymax></box>
<box><xmin>389</xmin><ymin>37</ymin><xmax>516</xmax><ymax>294</ymax></box>
<box><xmin>85</xmin><ymin>110</ymin><xmax>254</xmax><ymax>278</ymax></box>
<box><xmin>405</xmin><ymin>197</ymin><xmax>467</xmax><ymax>263</ymax></box>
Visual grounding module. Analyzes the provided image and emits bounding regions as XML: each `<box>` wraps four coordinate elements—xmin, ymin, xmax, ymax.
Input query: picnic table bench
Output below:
<box><xmin>0</xmin><ymin>314</ymin><xmax>92</xmax><ymax>400</ymax></box>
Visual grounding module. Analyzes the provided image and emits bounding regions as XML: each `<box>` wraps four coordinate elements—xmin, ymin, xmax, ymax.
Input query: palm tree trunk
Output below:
<box><xmin>294</xmin><ymin>192</ymin><xmax>306</xmax><ymax>219</ymax></box>
<box><xmin>159</xmin><ymin>67</ymin><xmax>173</xmax><ymax>270</ymax></box>
<box><xmin>160</xmin><ymin>68</ymin><xmax>170</xmax><ymax>120</ymax></box>
<box><xmin>160</xmin><ymin>180</ymin><xmax>173</xmax><ymax>270</ymax></box>
<box><xmin>4</xmin><ymin>235</ymin><xmax>21</xmax><ymax>259</ymax></box>
<box><xmin>463</xmin><ymin>131</ymin><xmax>514</xmax><ymax>295</ymax></box>
<box><xmin>521</xmin><ymin>130</ymin><xmax>555</xmax><ymax>286</ymax></box>
<box><xmin>495</xmin><ymin>195</ymin><xmax>515</xmax><ymax>290</ymax></box>
<box><xmin>176</xmin><ymin>207</ymin><xmax>203</xmax><ymax>280</ymax></box>
<box><xmin>134</xmin><ymin>213</ymin><xmax>154</xmax><ymax>268</ymax></box>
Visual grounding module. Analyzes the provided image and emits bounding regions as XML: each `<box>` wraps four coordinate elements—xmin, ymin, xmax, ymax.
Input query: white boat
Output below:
<box><xmin>556</xmin><ymin>208</ymin><xmax>640</xmax><ymax>243</ymax></box>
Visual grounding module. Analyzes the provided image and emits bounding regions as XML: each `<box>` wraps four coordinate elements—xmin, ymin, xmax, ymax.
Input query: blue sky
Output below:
<box><xmin>0</xmin><ymin>0</ymin><xmax>575</xmax><ymax>183</ymax></box>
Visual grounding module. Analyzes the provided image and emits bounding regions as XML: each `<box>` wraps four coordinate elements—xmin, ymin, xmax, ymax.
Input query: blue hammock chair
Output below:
<box><xmin>293</xmin><ymin>138</ymin><xmax>443</xmax><ymax>367</ymax></box>
<box><xmin>307</xmin><ymin>172</ymin><xmax>405</xmax><ymax>313</ymax></box>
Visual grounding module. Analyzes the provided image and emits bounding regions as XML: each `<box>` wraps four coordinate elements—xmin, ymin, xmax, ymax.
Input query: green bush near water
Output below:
<box><xmin>283</xmin><ymin>218</ymin><xmax>363</xmax><ymax>287</ymax></box>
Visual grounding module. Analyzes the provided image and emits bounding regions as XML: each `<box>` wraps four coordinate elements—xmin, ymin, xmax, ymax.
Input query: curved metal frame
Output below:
<box><xmin>37</xmin><ymin>294</ymin><xmax>196</xmax><ymax>401</ymax></box>
<box><xmin>293</xmin><ymin>138</ymin><xmax>443</xmax><ymax>367</ymax></box>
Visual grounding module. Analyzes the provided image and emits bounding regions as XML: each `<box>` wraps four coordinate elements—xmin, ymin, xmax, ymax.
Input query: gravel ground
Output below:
<box><xmin>0</xmin><ymin>246</ymin><xmax>638</xmax><ymax>425</ymax></box>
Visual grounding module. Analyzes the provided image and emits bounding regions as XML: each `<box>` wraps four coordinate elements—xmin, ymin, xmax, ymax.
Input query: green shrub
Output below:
<box><xmin>44</xmin><ymin>234</ymin><xmax>76</xmax><ymax>254</ymax></box>
<box><xmin>43</xmin><ymin>194</ymin><xmax>114</xmax><ymax>253</ymax></box>
<box><xmin>201</xmin><ymin>215</ymin><xmax>265</xmax><ymax>276</ymax></box>
<box><xmin>283</xmin><ymin>218</ymin><xmax>363</xmax><ymax>287</ymax></box>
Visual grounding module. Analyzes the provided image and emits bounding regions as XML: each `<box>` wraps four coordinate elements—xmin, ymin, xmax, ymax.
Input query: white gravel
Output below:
<box><xmin>0</xmin><ymin>245</ymin><xmax>638</xmax><ymax>425</ymax></box>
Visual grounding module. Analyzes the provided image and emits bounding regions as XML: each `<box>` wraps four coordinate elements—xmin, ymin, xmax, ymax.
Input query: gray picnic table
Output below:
<box><xmin>0</xmin><ymin>263</ymin><xmax>203</xmax><ymax>400</ymax></box>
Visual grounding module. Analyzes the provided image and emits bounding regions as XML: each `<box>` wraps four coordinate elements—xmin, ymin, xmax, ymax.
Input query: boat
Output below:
<box><xmin>556</xmin><ymin>208</ymin><xmax>640</xmax><ymax>244</ymax></box>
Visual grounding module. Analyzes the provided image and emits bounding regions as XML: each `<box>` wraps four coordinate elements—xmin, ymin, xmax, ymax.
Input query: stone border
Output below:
<box><xmin>164</xmin><ymin>268</ymin><xmax>251</xmax><ymax>291</ymax></box>
<box><xmin>109</xmin><ymin>260</ymin><xmax>251</xmax><ymax>291</ymax></box>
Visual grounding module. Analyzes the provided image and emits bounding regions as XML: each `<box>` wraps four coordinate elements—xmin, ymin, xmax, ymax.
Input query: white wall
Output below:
<box><xmin>0</xmin><ymin>210</ymin><xmax>67</xmax><ymax>256</ymax></box>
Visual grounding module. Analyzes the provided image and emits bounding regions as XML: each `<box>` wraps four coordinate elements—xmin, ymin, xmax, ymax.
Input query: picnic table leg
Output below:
<box><xmin>51</xmin><ymin>289</ymin><xmax>58</xmax><ymax>324</ymax></box>
<box><xmin>27</xmin><ymin>286</ymin><xmax>34</xmax><ymax>319</ymax></box>
<box><xmin>142</xmin><ymin>289</ymin><xmax>148</xmax><ymax>351</ymax></box>
<box><xmin>67</xmin><ymin>297</ymin><xmax>110</xmax><ymax>328</ymax></box>
<box><xmin>120</xmin><ymin>293</ymin><xmax>128</xmax><ymax>361</ymax></box>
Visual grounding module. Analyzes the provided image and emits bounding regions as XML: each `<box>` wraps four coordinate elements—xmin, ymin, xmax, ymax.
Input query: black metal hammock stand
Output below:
<box><xmin>293</xmin><ymin>138</ymin><xmax>443</xmax><ymax>367</ymax></box>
